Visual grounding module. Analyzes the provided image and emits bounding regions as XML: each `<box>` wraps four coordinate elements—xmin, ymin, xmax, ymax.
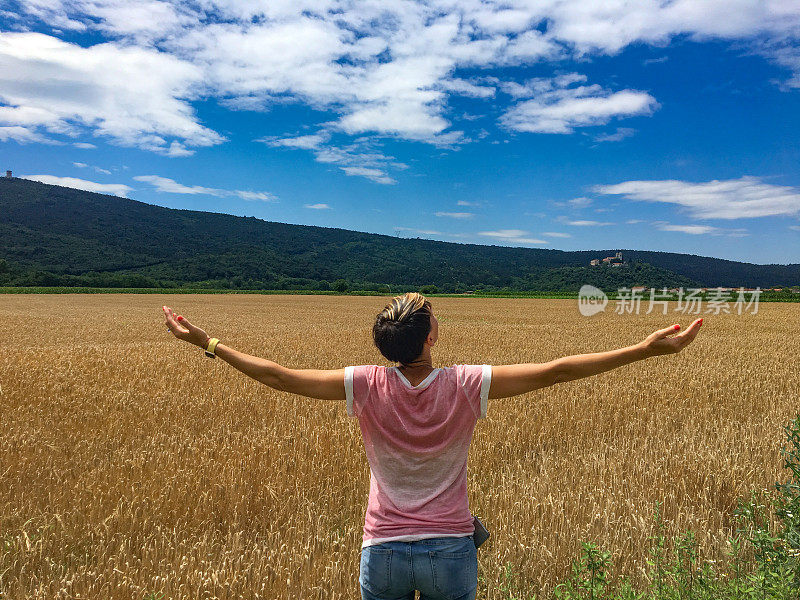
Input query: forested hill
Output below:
<box><xmin>1</xmin><ymin>177</ymin><xmax>797</xmax><ymax>292</ymax></box>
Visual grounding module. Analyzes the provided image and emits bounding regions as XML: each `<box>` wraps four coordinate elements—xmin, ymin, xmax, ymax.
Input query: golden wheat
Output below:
<box><xmin>1</xmin><ymin>294</ymin><xmax>798</xmax><ymax>598</ymax></box>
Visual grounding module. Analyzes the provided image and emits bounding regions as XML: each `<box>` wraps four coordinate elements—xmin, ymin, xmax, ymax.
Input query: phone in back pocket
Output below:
<box><xmin>473</xmin><ymin>515</ymin><xmax>490</xmax><ymax>548</ymax></box>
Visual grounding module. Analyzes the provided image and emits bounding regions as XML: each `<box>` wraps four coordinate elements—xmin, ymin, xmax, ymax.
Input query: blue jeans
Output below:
<box><xmin>359</xmin><ymin>536</ymin><xmax>478</xmax><ymax>600</ymax></box>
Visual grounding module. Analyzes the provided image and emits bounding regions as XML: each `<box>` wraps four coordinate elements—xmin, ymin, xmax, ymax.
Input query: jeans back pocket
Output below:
<box><xmin>428</xmin><ymin>543</ymin><xmax>477</xmax><ymax>600</ymax></box>
<box><xmin>359</xmin><ymin>546</ymin><xmax>393</xmax><ymax>596</ymax></box>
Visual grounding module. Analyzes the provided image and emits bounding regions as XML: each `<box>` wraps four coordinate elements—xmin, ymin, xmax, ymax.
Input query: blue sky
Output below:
<box><xmin>2</xmin><ymin>1</ymin><xmax>800</xmax><ymax>263</ymax></box>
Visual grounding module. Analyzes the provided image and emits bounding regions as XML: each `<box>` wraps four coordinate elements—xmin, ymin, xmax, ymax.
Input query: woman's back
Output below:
<box><xmin>163</xmin><ymin>292</ymin><xmax>701</xmax><ymax>599</ymax></box>
<box><xmin>346</xmin><ymin>363</ymin><xmax>491</xmax><ymax>547</ymax></box>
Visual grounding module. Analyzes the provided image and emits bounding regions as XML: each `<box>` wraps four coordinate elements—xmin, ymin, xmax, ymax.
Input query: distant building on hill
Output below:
<box><xmin>590</xmin><ymin>251</ymin><xmax>623</xmax><ymax>266</ymax></box>
<box><xmin>5</xmin><ymin>170</ymin><xmax>11</xmax><ymax>178</ymax></box>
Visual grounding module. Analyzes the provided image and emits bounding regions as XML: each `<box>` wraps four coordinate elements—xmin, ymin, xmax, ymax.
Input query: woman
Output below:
<box><xmin>162</xmin><ymin>294</ymin><xmax>702</xmax><ymax>600</ymax></box>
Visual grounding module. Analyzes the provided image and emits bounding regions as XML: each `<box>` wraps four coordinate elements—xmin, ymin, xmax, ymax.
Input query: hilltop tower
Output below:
<box><xmin>5</xmin><ymin>170</ymin><xmax>10</xmax><ymax>178</ymax></box>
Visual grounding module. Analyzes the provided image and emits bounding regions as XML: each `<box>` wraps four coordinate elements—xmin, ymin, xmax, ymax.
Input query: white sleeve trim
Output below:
<box><xmin>344</xmin><ymin>366</ymin><xmax>355</xmax><ymax>417</ymax></box>
<box><xmin>479</xmin><ymin>364</ymin><xmax>491</xmax><ymax>419</ymax></box>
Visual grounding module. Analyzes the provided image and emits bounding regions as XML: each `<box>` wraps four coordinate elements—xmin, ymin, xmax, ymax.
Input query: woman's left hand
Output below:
<box><xmin>163</xmin><ymin>305</ymin><xmax>210</xmax><ymax>348</ymax></box>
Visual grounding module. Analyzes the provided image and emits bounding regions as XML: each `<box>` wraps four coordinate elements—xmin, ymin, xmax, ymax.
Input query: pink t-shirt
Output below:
<box><xmin>344</xmin><ymin>364</ymin><xmax>492</xmax><ymax>548</ymax></box>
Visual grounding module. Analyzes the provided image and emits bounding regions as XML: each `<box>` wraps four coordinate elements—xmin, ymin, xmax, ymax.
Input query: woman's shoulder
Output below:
<box><xmin>349</xmin><ymin>364</ymin><xmax>389</xmax><ymax>381</ymax></box>
<box><xmin>445</xmin><ymin>363</ymin><xmax>487</xmax><ymax>371</ymax></box>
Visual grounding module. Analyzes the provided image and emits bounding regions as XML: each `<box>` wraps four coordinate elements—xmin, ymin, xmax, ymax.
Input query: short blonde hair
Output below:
<box><xmin>381</xmin><ymin>292</ymin><xmax>429</xmax><ymax>322</ymax></box>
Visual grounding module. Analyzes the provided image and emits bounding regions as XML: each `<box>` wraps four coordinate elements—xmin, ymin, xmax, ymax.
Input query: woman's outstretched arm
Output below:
<box><xmin>488</xmin><ymin>318</ymin><xmax>703</xmax><ymax>399</ymax></box>
<box><xmin>162</xmin><ymin>306</ymin><xmax>345</xmax><ymax>400</ymax></box>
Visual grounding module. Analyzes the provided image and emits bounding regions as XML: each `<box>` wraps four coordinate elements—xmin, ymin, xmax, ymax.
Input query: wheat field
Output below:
<box><xmin>1</xmin><ymin>294</ymin><xmax>798</xmax><ymax>599</ymax></box>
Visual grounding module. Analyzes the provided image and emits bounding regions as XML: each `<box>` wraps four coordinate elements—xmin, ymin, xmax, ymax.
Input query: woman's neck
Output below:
<box><xmin>397</xmin><ymin>357</ymin><xmax>434</xmax><ymax>385</ymax></box>
<box><xmin>399</xmin><ymin>352</ymin><xmax>432</xmax><ymax>368</ymax></box>
<box><xmin>399</xmin><ymin>361</ymin><xmax>433</xmax><ymax>370</ymax></box>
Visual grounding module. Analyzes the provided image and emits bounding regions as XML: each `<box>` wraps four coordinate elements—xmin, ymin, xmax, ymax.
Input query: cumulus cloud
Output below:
<box><xmin>500</xmin><ymin>75</ymin><xmax>658</xmax><ymax>134</ymax></box>
<box><xmin>0</xmin><ymin>32</ymin><xmax>222</xmax><ymax>154</ymax></box>
<box><xmin>21</xmin><ymin>174</ymin><xmax>132</xmax><ymax>196</ymax></box>
<box><xmin>594</xmin><ymin>176</ymin><xmax>800</xmax><ymax>219</ymax></box>
<box><xmin>0</xmin><ymin>125</ymin><xmax>58</xmax><ymax>144</ymax></box>
<box><xmin>6</xmin><ymin>0</ymin><xmax>800</xmax><ymax>167</ymax></box>
<box><xmin>134</xmin><ymin>175</ymin><xmax>274</xmax><ymax>201</ymax></box>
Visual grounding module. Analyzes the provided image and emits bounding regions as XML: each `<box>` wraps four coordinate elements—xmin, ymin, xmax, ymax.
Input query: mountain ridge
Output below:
<box><xmin>1</xmin><ymin>177</ymin><xmax>798</xmax><ymax>291</ymax></box>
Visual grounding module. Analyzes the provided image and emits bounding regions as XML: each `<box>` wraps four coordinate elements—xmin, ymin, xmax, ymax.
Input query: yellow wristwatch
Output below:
<box><xmin>204</xmin><ymin>338</ymin><xmax>220</xmax><ymax>359</ymax></box>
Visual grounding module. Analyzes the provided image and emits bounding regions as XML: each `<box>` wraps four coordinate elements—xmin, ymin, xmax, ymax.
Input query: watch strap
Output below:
<box><xmin>204</xmin><ymin>338</ymin><xmax>220</xmax><ymax>358</ymax></box>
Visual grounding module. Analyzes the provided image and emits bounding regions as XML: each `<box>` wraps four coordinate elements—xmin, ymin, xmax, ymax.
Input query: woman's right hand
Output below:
<box><xmin>640</xmin><ymin>318</ymin><xmax>703</xmax><ymax>357</ymax></box>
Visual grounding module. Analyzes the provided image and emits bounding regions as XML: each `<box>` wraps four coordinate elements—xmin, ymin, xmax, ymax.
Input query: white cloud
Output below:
<box><xmin>0</xmin><ymin>125</ymin><xmax>57</xmax><ymax>143</ymax></box>
<box><xmin>789</xmin><ymin>225</ymin><xmax>800</xmax><ymax>231</ymax></box>
<box><xmin>21</xmin><ymin>174</ymin><xmax>132</xmax><ymax>196</ymax></box>
<box><xmin>539</xmin><ymin>0</ymin><xmax>800</xmax><ymax>57</ymax></box>
<box><xmin>658</xmin><ymin>224</ymin><xmax>718</xmax><ymax>235</ymax></box>
<box><xmin>480</xmin><ymin>229</ymin><xmax>527</xmax><ymax>238</ymax></box>
<box><xmin>594</xmin><ymin>176</ymin><xmax>800</xmax><ymax>219</ymax></box>
<box><xmin>73</xmin><ymin>142</ymin><xmax>96</xmax><ymax>149</ymax></box>
<box><xmin>395</xmin><ymin>226</ymin><xmax>443</xmax><ymax>236</ymax></box>
<box><xmin>457</xmin><ymin>200</ymin><xmax>479</xmax><ymax>207</ymax></box>
<box><xmin>437</xmin><ymin>77</ymin><xmax>496</xmax><ymax>99</ymax></box>
<box><xmin>15</xmin><ymin>0</ymin><xmax>195</xmax><ymax>42</ymax></box>
<box><xmin>542</xmin><ymin>231</ymin><xmax>572</xmax><ymax>238</ymax></box>
<box><xmin>567</xmin><ymin>220</ymin><xmax>615</xmax><ymax>226</ymax></box>
<box><xmin>655</xmin><ymin>222</ymin><xmax>748</xmax><ymax>236</ymax></box>
<box><xmin>235</xmin><ymin>191</ymin><xmax>274</xmax><ymax>201</ymax></box>
<box><xmin>478</xmin><ymin>229</ymin><xmax>547</xmax><ymax>244</ymax></box>
<box><xmin>73</xmin><ymin>161</ymin><xmax>111</xmax><ymax>174</ymax></box>
<box><xmin>340</xmin><ymin>166</ymin><xmax>395</xmax><ymax>185</ymax></box>
<box><xmin>594</xmin><ymin>127</ymin><xmax>635</xmax><ymax>142</ymax></box>
<box><xmin>7</xmin><ymin>0</ymin><xmax>800</xmax><ymax>165</ymax></box>
<box><xmin>259</xmin><ymin>133</ymin><xmax>403</xmax><ymax>184</ymax></box>
<box><xmin>134</xmin><ymin>174</ymin><xmax>275</xmax><ymax>201</ymax></box>
<box><xmin>305</xmin><ymin>203</ymin><xmax>331</xmax><ymax>210</ymax></box>
<box><xmin>500</xmin><ymin>76</ymin><xmax>658</xmax><ymax>134</ymax></box>
<box><xmin>134</xmin><ymin>175</ymin><xmax>219</xmax><ymax>195</ymax></box>
<box><xmin>258</xmin><ymin>132</ymin><xmax>330</xmax><ymax>150</ymax></box>
<box><xmin>568</xmin><ymin>196</ymin><xmax>593</xmax><ymax>207</ymax></box>
<box><xmin>0</xmin><ymin>32</ymin><xmax>222</xmax><ymax>154</ymax></box>
<box><xmin>764</xmin><ymin>43</ymin><xmax>800</xmax><ymax>89</ymax></box>
<box><xmin>435</xmin><ymin>211</ymin><xmax>474</xmax><ymax>219</ymax></box>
